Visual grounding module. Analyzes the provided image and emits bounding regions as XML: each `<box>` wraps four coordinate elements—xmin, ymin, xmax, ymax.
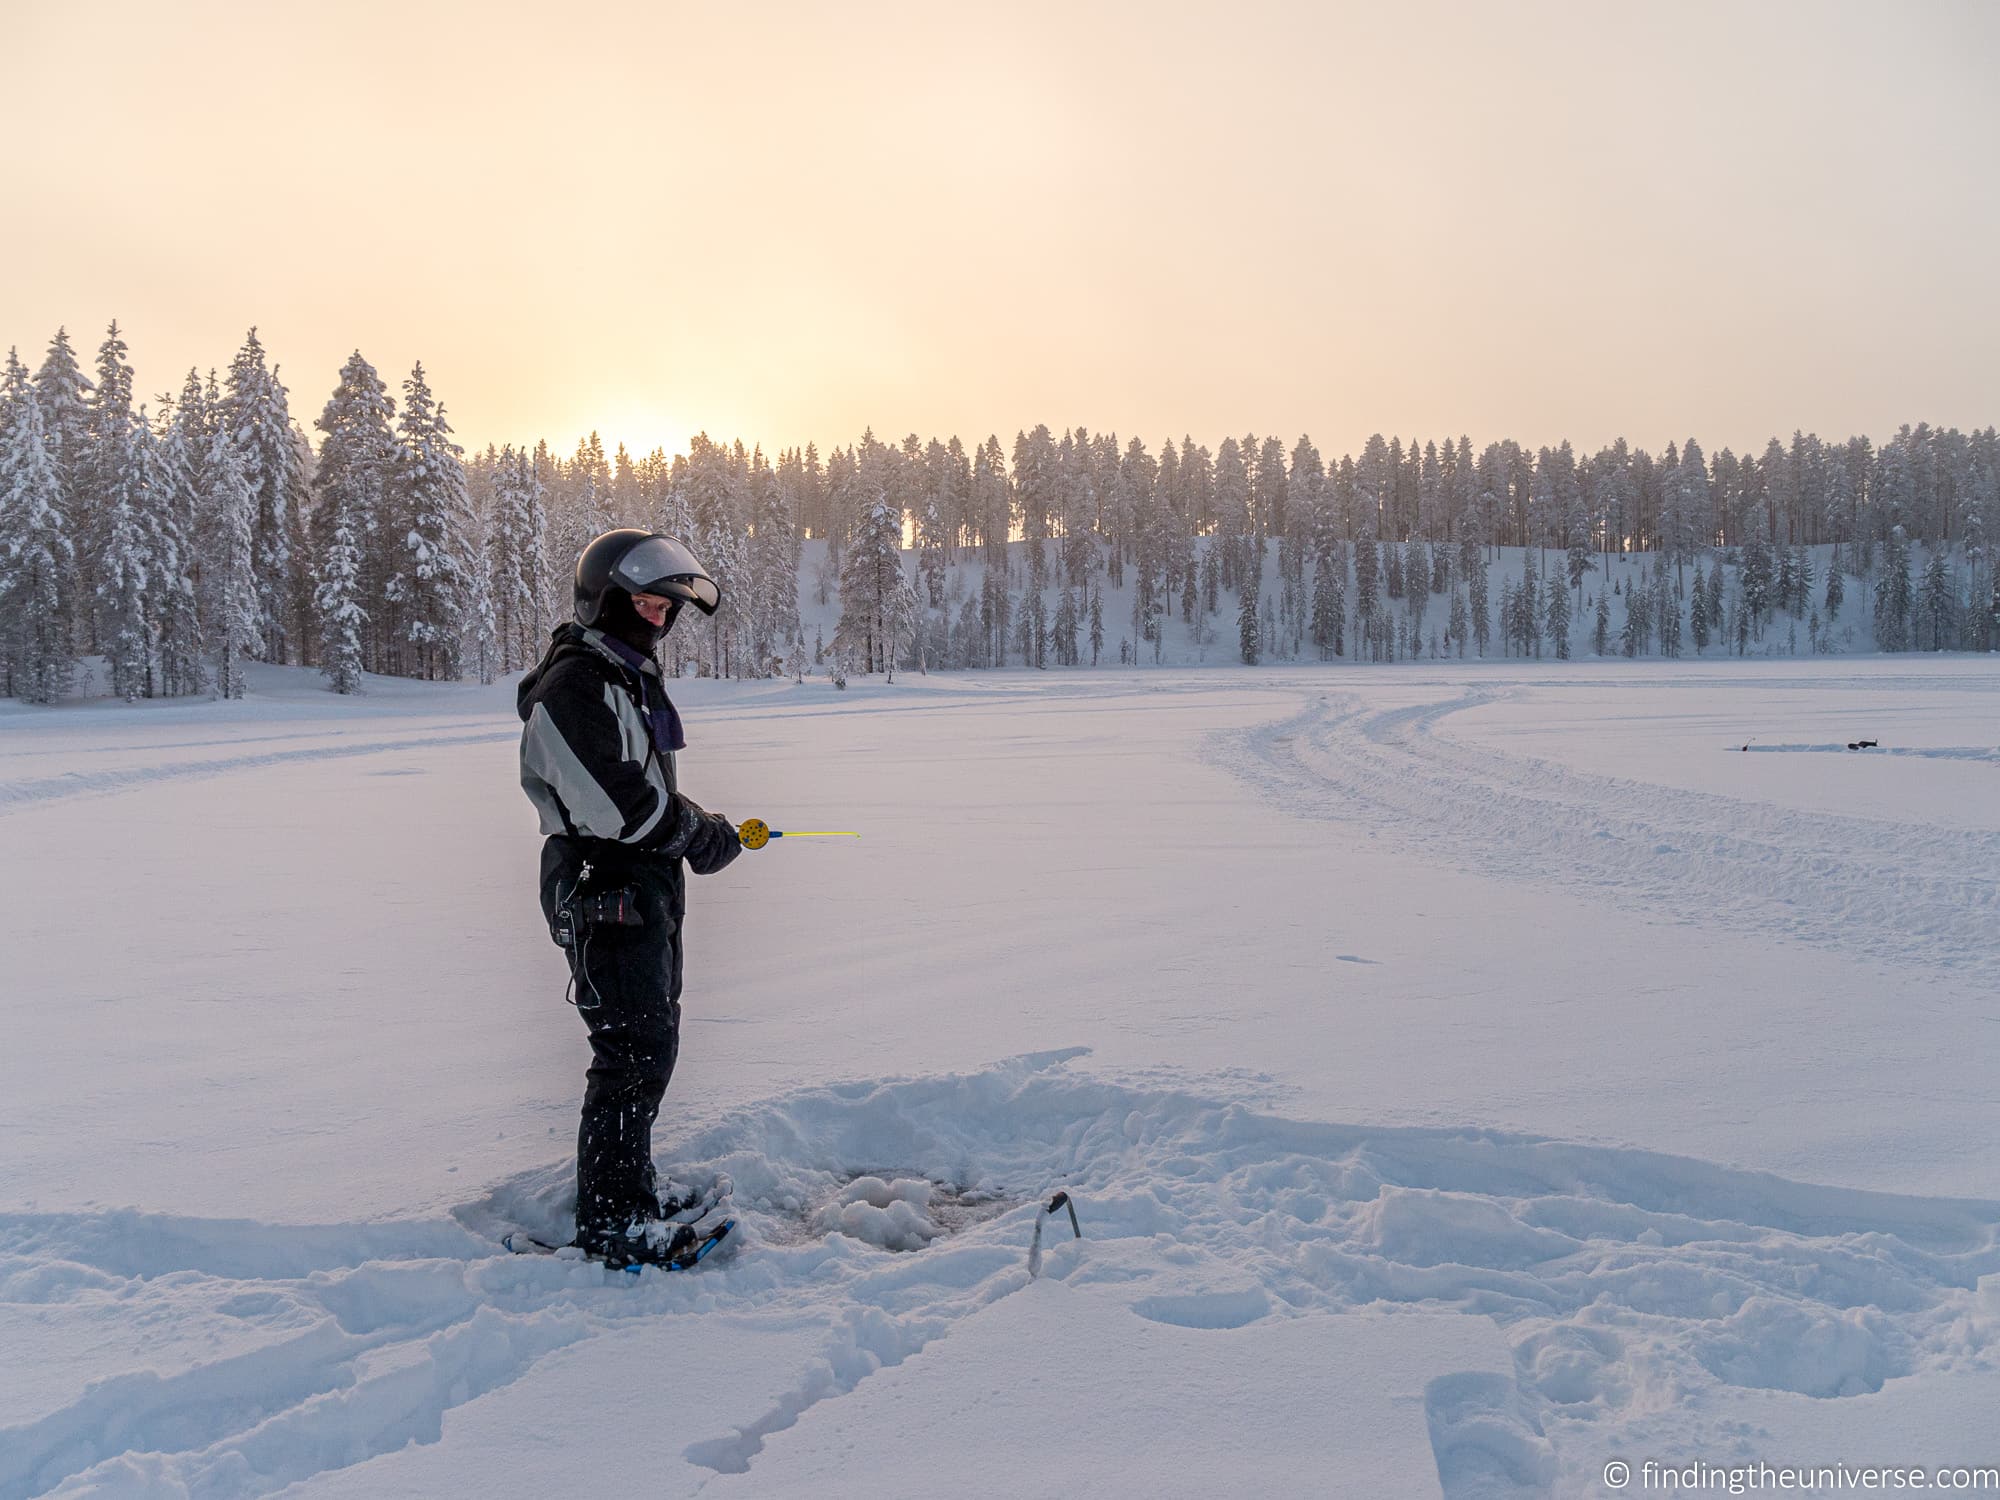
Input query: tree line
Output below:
<box><xmin>3</xmin><ymin>321</ymin><xmax>1994</xmax><ymax>703</ymax></box>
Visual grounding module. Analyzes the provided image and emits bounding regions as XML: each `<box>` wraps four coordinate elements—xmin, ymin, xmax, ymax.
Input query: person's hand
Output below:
<box><xmin>685</xmin><ymin>811</ymin><xmax>743</xmax><ymax>875</ymax></box>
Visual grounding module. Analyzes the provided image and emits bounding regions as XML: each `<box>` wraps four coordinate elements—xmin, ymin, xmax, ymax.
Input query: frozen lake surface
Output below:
<box><xmin>3</xmin><ymin>656</ymin><xmax>1997</xmax><ymax>1497</ymax></box>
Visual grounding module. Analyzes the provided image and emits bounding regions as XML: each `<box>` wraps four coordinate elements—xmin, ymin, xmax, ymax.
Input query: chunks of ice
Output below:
<box><xmin>813</xmin><ymin>1176</ymin><xmax>942</xmax><ymax>1253</ymax></box>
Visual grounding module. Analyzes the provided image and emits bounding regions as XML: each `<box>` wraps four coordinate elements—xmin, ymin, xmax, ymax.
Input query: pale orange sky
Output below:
<box><xmin>5</xmin><ymin>0</ymin><xmax>1996</xmax><ymax>462</ymax></box>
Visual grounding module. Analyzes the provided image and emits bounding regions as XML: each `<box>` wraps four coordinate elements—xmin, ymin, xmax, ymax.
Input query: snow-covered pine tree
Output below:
<box><xmin>487</xmin><ymin>445</ymin><xmax>547</xmax><ymax>671</ymax></box>
<box><xmin>149</xmin><ymin>398</ymin><xmax>205</xmax><ymax>697</ymax></box>
<box><xmin>383</xmin><ymin>363</ymin><xmax>474</xmax><ymax>681</ymax></box>
<box><xmin>1544</xmin><ymin>572</ymin><xmax>1570</xmax><ymax>658</ymax></box>
<box><xmin>0</xmin><ymin>352</ymin><xmax>78</xmax><ymax>703</ymax></box>
<box><xmin>464</xmin><ymin>501</ymin><xmax>501</xmax><ymax>686</ymax></box>
<box><xmin>1468</xmin><ymin>551</ymin><xmax>1489</xmax><ymax>657</ymax></box>
<box><xmin>32</xmin><ymin>329</ymin><xmax>92</xmax><ymax>652</ymax></box>
<box><xmin>1655</xmin><ymin>556</ymin><xmax>1682</xmax><ymax>657</ymax></box>
<box><xmin>1238</xmin><ymin>572</ymin><xmax>1261</xmax><ymax>665</ymax></box>
<box><xmin>681</xmin><ymin>436</ymin><xmax>746</xmax><ymax>677</ymax></box>
<box><xmin>1053</xmin><ymin>585</ymin><xmax>1078</xmax><ymax>667</ymax></box>
<box><xmin>1517</xmin><ymin>549</ymin><xmax>1542</xmax><ymax>657</ymax></box>
<box><xmin>1592</xmin><ymin>587</ymin><xmax>1611</xmax><ymax>656</ymax></box>
<box><xmin>1775</xmin><ymin>547</ymin><xmax>1799</xmax><ymax>619</ymax></box>
<box><xmin>33</xmin><ymin>328</ymin><xmax>94</xmax><ymax>499</ymax></box>
<box><xmin>310</xmin><ymin>353</ymin><xmax>393</xmax><ymax>673</ymax></box>
<box><xmin>1310</xmin><ymin>551</ymin><xmax>1341</xmax><ymax>659</ymax></box>
<box><xmin>1917</xmin><ymin>547</ymin><xmax>1954</xmax><ymax>651</ymax></box>
<box><xmin>222</xmin><ymin>330</ymin><xmax>304</xmax><ymax>663</ymax></box>
<box><xmin>201</xmin><ymin>420</ymin><xmax>261</xmax><ymax>698</ymax></box>
<box><xmin>1089</xmin><ymin>581</ymin><xmax>1103</xmax><ymax>665</ymax></box>
<box><xmin>835</xmin><ymin>437</ymin><xmax>903</xmax><ymax>675</ymax></box>
<box><xmin>1874</xmin><ymin>525</ymin><xmax>1913</xmax><ymax>652</ymax></box>
<box><xmin>749</xmin><ymin>445</ymin><xmax>800</xmax><ymax>675</ymax></box>
<box><xmin>1620</xmin><ymin>578</ymin><xmax>1646</xmax><ymax>657</ymax></box>
<box><xmin>1689</xmin><ymin>569</ymin><xmax>1709</xmax><ymax>653</ymax></box>
<box><xmin>972</xmin><ymin>436</ymin><xmax>1010</xmax><ymax>664</ymax></box>
<box><xmin>96</xmin><ymin>407</ymin><xmax>153</xmax><ymax>700</ymax></box>
<box><xmin>314</xmin><ymin>486</ymin><xmax>366</xmax><ymax>693</ymax></box>
<box><xmin>76</xmin><ymin>323</ymin><xmax>146</xmax><ymax>658</ymax></box>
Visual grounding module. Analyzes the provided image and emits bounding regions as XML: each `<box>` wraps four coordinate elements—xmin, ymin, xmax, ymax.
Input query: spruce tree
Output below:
<box><xmin>149</xmin><ymin>401</ymin><xmax>205</xmax><ymax>697</ymax></box>
<box><xmin>80</xmin><ymin>323</ymin><xmax>144</xmax><ymax>657</ymax></box>
<box><xmin>835</xmin><ymin>444</ymin><xmax>903</xmax><ymax>674</ymax></box>
<box><xmin>315</xmin><ymin>485</ymin><xmax>367</xmax><ymax>692</ymax></box>
<box><xmin>311</xmin><ymin>352</ymin><xmax>395</xmax><ymax>673</ymax></box>
<box><xmin>222</xmin><ymin>330</ymin><xmax>304</xmax><ymax>663</ymax></box>
<box><xmin>1238</xmin><ymin>574</ymin><xmax>1261</xmax><ymax>665</ymax></box>
<box><xmin>33</xmin><ymin>329</ymin><xmax>92</xmax><ymax>651</ymax></box>
<box><xmin>33</xmin><ymin>328</ymin><xmax>94</xmax><ymax>495</ymax></box>
<box><xmin>1918</xmin><ymin>548</ymin><xmax>1954</xmax><ymax>651</ymax></box>
<box><xmin>1874</xmin><ymin>525</ymin><xmax>1913</xmax><ymax>652</ymax></box>
<box><xmin>1656</xmin><ymin>558</ymin><xmax>1682</xmax><ymax>658</ymax></box>
<box><xmin>0</xmin><ymin>353</ymin><xmax>77</xmax><ymax>703</ymax></box>
<box><xmin>488</xmin><ymin>445</ymin><xmax>547</xmax><ymax>670</ymax></box>
<box><xmin>1545</xmin><ymin>574</ymin><xmax>1570</xmax><ymax>659</ymax></box>
<box><xmin>383</xmin><ymin>363</ymin><xmax>474</xmax><ymax>680</ymax></box>
<box><xmin>201</xmin><ymin>421</ymin><xmax>261</xmax><ymax>698</ymax></box>
<box><xmin>1472</xmin><ymin>552</ymin><xmax>1488</xmax><ymax>656</ymax></box>
<box><xmin>96</xmin><ymin>411</ymin><xmax>152</xmax><ymax>700</ymax></box>
<box><xmin>1310</xmin><ymin>553</ymin><xmax>1341</xmax><ymax>659</ymax></box>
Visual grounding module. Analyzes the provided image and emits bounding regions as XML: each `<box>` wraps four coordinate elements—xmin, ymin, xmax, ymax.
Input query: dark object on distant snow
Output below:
<box><xmin>1845</xmin><ymin>739</ymin><xmax>1881</xmax><ymax>751</ymax></box>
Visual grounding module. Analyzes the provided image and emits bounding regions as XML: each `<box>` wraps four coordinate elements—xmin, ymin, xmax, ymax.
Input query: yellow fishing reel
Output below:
<box><xmin>737</xmin><ymin>818</ymin><xmax>857</xmax><ymax>850</ymax></box>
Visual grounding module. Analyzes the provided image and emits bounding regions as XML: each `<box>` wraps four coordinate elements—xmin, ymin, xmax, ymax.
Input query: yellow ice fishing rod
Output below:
<box><xmin>737</xmin><ymin>818</ymin><xmax>860</xmax><ymax>851</ymax></box>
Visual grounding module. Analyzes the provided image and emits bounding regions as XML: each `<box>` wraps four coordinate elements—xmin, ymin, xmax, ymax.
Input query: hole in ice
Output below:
<box><xmin>796</xmin><ymin>1173</ymin><xmax>1017</xmax><ymax>1253</ymax></box>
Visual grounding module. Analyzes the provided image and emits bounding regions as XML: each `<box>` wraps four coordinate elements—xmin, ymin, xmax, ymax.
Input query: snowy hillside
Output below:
<box><xmin>4</xmin><ymin>659</ymin><xmax>1999</xmax><ymax>1497</ymax></box>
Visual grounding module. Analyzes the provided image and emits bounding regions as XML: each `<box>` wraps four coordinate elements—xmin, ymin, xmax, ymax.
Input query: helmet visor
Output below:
<box><xmin>611</xmin><ymin>535</ymin><xmax>720</xmax><ymax>615</ymax></box>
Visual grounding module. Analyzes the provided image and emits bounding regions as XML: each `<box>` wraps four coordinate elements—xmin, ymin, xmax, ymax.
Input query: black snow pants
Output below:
<box><xmin>539</xmin><ymin>835</ymin><xmax>686</xmax><ymax>1239</ymax></box>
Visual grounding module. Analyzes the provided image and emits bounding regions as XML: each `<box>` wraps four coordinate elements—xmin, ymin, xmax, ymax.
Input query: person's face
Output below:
<box><xmin>632</xmin><ymin>592</ymin><xmax>675</xmax><ymax>628</ymax></box>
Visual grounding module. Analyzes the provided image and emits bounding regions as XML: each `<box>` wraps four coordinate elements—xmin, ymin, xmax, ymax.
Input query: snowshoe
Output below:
<box><xmin>503</xmin><ymin>1217</ymin><xmax>735</xmax><ymax>1274</ymax></box>
<box><xmin>657</xmin><ymin>1172</ymin><xmax>732</xmax><ymax>1222</ymax></box>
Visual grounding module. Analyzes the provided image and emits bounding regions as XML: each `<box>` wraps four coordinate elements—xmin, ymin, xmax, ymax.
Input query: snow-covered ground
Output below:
<box><xmin>3</xmin><ymin>657</ymin><xmax>1998</xmax><ymax>1498</ymax></box>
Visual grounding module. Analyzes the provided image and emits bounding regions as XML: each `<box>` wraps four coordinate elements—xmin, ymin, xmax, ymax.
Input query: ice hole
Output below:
<box><xmin>810</xmin><ymin>1172</ymin><xmax>1017</xmax><ymax>1252</ymax></box>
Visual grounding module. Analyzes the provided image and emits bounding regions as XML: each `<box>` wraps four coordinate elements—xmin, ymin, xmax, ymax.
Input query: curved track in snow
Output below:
<box><xmin>1215</xmin><ymin>687</ymin><xmax>2000</xmax><ymax>974</ymax></box>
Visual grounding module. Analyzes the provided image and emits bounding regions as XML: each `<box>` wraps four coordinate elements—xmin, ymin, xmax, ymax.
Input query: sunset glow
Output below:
<box><xmin>7</xmin><ymin>0</ymin><xmax>1998</xmax><ymax>458</ymax></box>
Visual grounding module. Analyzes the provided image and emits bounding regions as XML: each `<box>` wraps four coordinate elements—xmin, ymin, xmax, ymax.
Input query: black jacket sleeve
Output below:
<box><xmin>521</xmin><ymin>663</ymin><xmax>685</xmax><ymax>846</ymax></box>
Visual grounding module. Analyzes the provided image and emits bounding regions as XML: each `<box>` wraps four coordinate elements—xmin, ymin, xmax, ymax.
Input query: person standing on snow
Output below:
<box><xmin>516</xmin><ymin>530</ymin><xmax>743</xmax><ymax>1268</ymax></box>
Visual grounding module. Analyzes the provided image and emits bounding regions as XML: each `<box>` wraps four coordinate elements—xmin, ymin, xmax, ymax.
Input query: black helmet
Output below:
<box><xmin>574</xmin><ymin>530</ymin><xmax>721</xmax><ymax>629</ymax></box>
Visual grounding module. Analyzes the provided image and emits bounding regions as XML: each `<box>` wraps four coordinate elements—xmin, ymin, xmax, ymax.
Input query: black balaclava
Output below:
<box><xmin>596</xmin><ymin>587</ymin><xmax>679</xmax><ymax>655</ymax></box>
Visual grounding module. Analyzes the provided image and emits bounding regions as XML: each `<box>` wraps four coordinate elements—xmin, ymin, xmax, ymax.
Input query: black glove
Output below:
<box><xmin>648</xmin><ymin>794</ymin><xmax>709</xmax><ymax>858</ymax></box>
<box><xmin>684</xmin><ymin>811</ymin><xmax>743</xmax><ymax>876</ymax></box>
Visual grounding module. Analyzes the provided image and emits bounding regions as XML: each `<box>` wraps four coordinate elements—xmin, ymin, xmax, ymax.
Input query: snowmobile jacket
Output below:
<box><xmin>516</xmin><ymin>624</ymin><xmax>706</xmax><ymax>859</ymax></box>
